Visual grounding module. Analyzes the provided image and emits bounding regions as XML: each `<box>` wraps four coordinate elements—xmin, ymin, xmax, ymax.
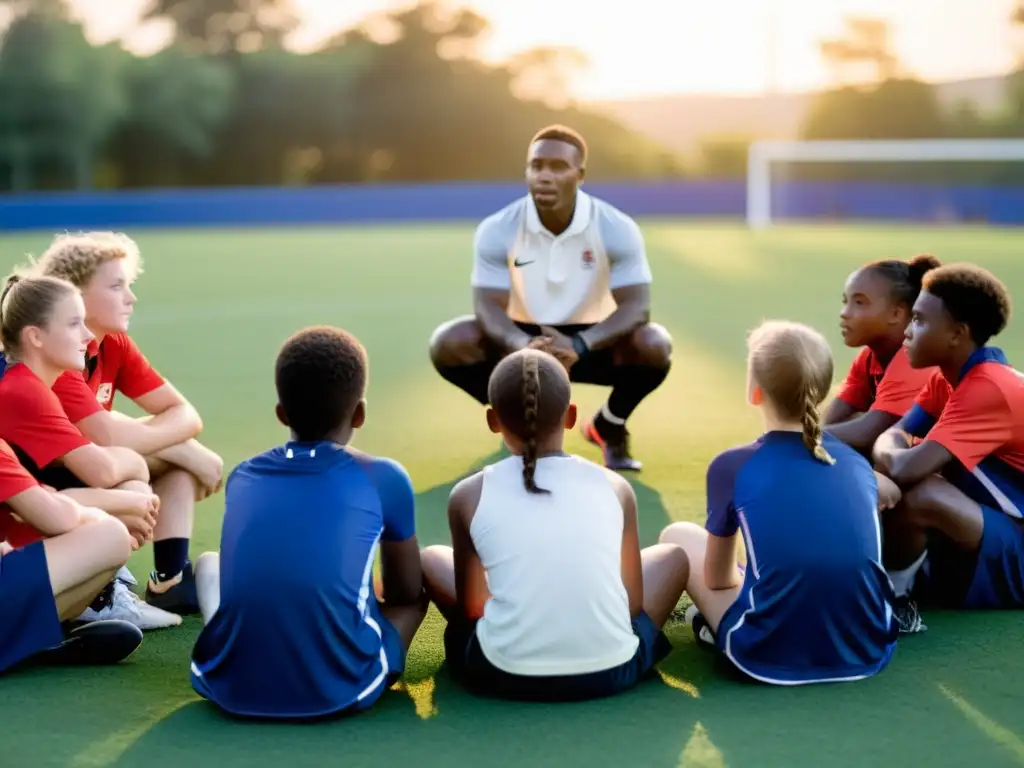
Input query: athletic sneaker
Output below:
<box><xmin>79</xmin><ymin>578</ymin><xmax>182</xmax><ymax>631</ymax></box>
<box><xmin>686</xmin><ymin>605</ymin><xmax>717</xmax><ymax>652</ymax></box>
<box><xmin>145</xmin><ymin>560</ymin><xmax>200</xmax><ymax>616</ymax></box>
<box><xmin>581</xmin><ymin>420</ymin><xmax>642</xmax><ymax>472</ymax></box>
<box><xmin>115</xmin><ymin>565</ymin><xmax>137</xmax><ymax>586</ymax></box>
<box><xmin>194</xmin><ymin>552</ymin><xmax>220</xmax><ymax>625</ymax></box>
<box><xmin>893</xmin><ymin>595</ymin><xmax>927</xmax><ymax>634</ymax></box>
<box><xmin>32</xmin><ymin>620</ymin><xmax>143</xmax><ymax>666</ymax></box>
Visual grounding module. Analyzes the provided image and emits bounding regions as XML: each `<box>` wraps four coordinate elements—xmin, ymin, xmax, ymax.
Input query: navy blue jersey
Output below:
<box><xmin>190</xmin><ymin>441</ymin><xmax>416</xmax><ymax>718</ymax></box>
<box><xmin>707</xmin><ymin>431</ymin><xmax>898</xmax><ymax>684</ymax></box>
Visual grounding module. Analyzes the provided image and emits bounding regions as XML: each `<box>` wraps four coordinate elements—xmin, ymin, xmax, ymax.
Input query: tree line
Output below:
<box><xmin>707</xmin><ymin>14</ymin><xmax>1024</xmax><ymax>183</ymax></box>
<box><xmin>0</xmin><ymin>0</ymin><xmax>683</xmax><ymax>191</ymax></box>
<box><xmin>2</xmin><ymin>1</ymin><xmax>1024</xmax><ymax>191</ymax></box>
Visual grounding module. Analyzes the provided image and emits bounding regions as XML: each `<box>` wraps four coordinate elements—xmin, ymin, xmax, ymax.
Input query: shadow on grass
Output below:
<box><xmin>109</xmin><ymin>612</ymin><xmax>1024</xmax><ymax>768</ymax></box>
<box><xmin>8</xmin><ymin>452</ymin><xmax>1024</xmax><ymax>768</ymax></box>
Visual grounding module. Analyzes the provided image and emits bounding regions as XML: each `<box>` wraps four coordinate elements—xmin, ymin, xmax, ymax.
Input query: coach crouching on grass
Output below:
<box><xmin>429</xmin><ymin>125</ymin><xmax>672</xmax><ymax>471</ymax></box>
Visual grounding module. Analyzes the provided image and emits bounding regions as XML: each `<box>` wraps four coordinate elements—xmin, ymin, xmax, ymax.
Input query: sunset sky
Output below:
<box><xmin>71</xmin><ymin>0</ymin><xmax>1021</xmax><ymax>99</ymax></box>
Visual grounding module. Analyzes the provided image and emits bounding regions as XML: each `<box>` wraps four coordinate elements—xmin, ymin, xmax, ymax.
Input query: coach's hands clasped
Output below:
<box><xmin>529</xmin><ymin>327</ymin><xmax>579</xmax><ymax>371</ymax></box>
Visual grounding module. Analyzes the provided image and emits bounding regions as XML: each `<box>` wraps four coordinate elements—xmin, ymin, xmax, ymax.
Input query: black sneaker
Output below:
<box><xmin>33</xmin><ymin>620</ymin><xmax>143</xmax><ymax>666</ymax></box>
<box><xmin>893</xmin><ymin>595</ymin><xmax>927</xmax><ymax>634</ymax></box>
<box><xmin>691</xmin><ymin>611</ymin><xmax>718</xmax><ymax>652</ymax></box>
<box><xmin>582</xmin><ymin>420</ymin><xmax>642</xmax><ymax>472</ymax></box>
<box><xmin>145</xmin><ymin>561</ymin><xmax>200</xmax><ymax>616</ymax></box>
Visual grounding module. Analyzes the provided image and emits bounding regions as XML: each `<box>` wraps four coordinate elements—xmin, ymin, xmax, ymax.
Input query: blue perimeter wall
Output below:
<box><xmin>1</xmin><ymin>180</ymin><xmax>1023</xmax><ymax>231</ymax></box>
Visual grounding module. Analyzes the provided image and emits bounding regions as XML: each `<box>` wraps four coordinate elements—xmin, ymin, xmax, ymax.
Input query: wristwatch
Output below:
<box><xmin>571</xmin><ymin>334</ymin><xmax>590</xmax><ymax>358</ymax></box>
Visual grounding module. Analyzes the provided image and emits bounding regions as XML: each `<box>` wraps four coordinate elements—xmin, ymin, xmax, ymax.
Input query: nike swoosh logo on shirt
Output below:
<box><xmin>513</xmin><ymin>258</ymin><xmax>535</xmax><ymax>267</ymax></box>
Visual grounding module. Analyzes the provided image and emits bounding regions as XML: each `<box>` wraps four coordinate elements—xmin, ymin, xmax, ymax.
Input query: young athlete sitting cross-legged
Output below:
<box><xmin>0</xmin><ymin>274</ymin><xmax>175</xmax><ymax>631</ymax></box>
<box><xmin>873</xmin><ymin>264</ymin><xmax>1024</xmax><ymax>634</ymax></box>
<box><xmin>421</xmin><ymin>348</ymin><xmax>688</xmax><ymax>702</ymax></box>
<box><xmin>661</xmin><ymin>321</ymin><xmax>899</xmax><ymax>686</ymax></box>
<box><xmin>189</xmin><ymin>326</ymin><xmax>426</xmax><ymax>720</ymax></box>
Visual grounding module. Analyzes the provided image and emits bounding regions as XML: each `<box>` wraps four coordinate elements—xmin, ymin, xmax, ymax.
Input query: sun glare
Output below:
<box><xmin>70</xmin><ymin>0</ymin><xmax>1017</xmax><ymax>99</ymax></box>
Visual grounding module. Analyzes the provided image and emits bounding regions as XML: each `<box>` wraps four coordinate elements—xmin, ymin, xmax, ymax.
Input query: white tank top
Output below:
<box><xmin>471</xmin><ymin>455</ymin><xmax>639</xmax><ymax>676</ymax></box>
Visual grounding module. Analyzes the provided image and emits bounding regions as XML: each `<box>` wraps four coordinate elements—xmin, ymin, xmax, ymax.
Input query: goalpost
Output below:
<box><xmin>746</xmin><ymin>139</ymin><xmax>1024</xmax><ymax>229</ymax></box>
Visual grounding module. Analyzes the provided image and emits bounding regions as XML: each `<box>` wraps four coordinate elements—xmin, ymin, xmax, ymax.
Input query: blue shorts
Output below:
<box><xmin>191</xmin><ymin>600</ymin><xmax>405</xmax><ymax>721</ymax></box>
<box><xmin>443</xmin><ymin>611</ymin><xmax>671</xmax><ymax>702</ymax></box>
<box><xmin>918</xmin><ymin>463</ymin><xmax>1024</xmax><ymax>609</ymax></box>
<box><xmin>351</xmin><ymin>609</ymin><xmax>405</xmax><ymax>712</ymax></box>
<box><xmin>0</xmin><ymin>542</ymin><xmax>63</xmax><ymax>674</ymax></box>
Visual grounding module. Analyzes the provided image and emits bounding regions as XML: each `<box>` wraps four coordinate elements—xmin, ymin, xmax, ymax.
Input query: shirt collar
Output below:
<box><xmin>525</xmin><ymin>190</ymin><xmax>592</xmax><ymax>237</ymax></box>
<box><xmin>959</xmin><ymin>346</ymin><xmax>1008</xmax><ymax>381</ymax></box>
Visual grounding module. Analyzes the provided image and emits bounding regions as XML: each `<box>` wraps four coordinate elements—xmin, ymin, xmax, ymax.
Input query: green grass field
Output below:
<box><xmin>2</xmin><ymin>220</ymin><xmax>1024</xmax><ymax>767</ymax></box>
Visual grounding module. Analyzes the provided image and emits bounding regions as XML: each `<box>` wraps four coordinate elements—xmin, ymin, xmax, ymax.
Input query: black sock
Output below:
<box><xmin>597</xmin><ymin>363</ymin><xmax>671</xmax><ymax>437</ymax></box>
<box><xmin>153</xmin><ymin>538</ymin><xmax>190</xmax><ymax>582</ymax></box>
<box><xmin>436</xmin><ymin>362</ymin><xmax>492</xmax><ymax>406</ymax></box>
<box><xmin>88</xmin><ymin>581</ymin><xmax>115</xmax><ymax>612</ymax></box>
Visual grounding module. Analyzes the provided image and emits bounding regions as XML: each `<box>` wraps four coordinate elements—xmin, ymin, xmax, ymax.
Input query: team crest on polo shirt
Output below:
<box><xmin>581</xmin><ymin>250</ymin><xmax>595</xmax><ymax>269</ymax></box>
<box><xmin>96</xmin><ymin>383</ymin><xmax>113</xmax><ymax>405</ymax></box>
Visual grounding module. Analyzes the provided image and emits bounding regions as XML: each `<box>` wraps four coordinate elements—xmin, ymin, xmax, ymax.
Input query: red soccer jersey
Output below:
<box><xmin>836</xmin><ymin>347</ymin><xmax>936</xmax><ymax>416</ymax></box>
<box><xmin>0</xmin><ymin>439</ymin><xmax>43</xmax><ymax>548</ymax></box>
<box><xmin>52</xmin><ymin>333</ymin><xmax>165</xmax><ymax>423</ymax></box>
<box><xmin>0</xmin><ymin>363</ymin><xmax>91</xmax><ymax>470</ymax></box>
<box><xmin>914</xmin><ymin>349</ymin><xmax>1024</xmax><ymax>473</ymax></box>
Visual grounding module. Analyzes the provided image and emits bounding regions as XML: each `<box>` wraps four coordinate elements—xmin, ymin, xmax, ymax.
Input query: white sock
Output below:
<box><xmin>600</xmin><ymin>402</ymin><xmax>625</xmax><ymax>425</ymax></box>
<box><xmin>888</xmin><ymin>550</ymin><xmax>928</xmax><ymax>597</ymax></box>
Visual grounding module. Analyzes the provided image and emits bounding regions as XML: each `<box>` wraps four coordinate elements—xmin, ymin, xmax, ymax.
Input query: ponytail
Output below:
<box><xmin>0</xmin><ymin>274</ymin><xmax>21</xmax><ymax>353</ymax></box>
<box><xmin>907</xmin><ymin>253</ymin><xmax>942</xmax><ymax>294</ymax></box>
<box><xmin>868</xmin><ymin>254</ymin><xmax>942</xmax><ymax>309</ymax></box>
<box><xmin>520</xmin><ymin>352</ymin><xmax>549</xmax><ymax>494</ymax></box>
<box><xmin>801</xmin><ymin>386</ymin><xmax>835</xmax><ymax>465</ymax></box>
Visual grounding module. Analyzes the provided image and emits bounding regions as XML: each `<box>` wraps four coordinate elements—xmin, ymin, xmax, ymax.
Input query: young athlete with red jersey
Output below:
<box><xmin>33</xmin><ymin>233</ymin><xmax>224</xmax><ymax>617</ymax></box>
<box><xmin>0</xmin><ymin>435</ymin><xmax>143</xmax><ymax>673</ymax></box>
<box><xmin>825</xmin><ymin>254</ymin><xmax>941</xmax><ymax>454</ymax></box>
<box><xmin>874</xmin><ymin>263</ymin><xmax>1024</xmax><ymax>633</ymax></box>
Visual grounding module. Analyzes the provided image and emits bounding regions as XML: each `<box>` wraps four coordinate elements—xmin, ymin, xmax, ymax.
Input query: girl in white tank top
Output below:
<box><xmin>421</xmin><ymin>347</ymin><xmax>689</xmax><ymax>701</ymax></box>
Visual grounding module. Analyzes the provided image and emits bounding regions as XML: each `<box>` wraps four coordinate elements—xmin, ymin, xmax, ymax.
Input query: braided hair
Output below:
<box><xmin>487</xmin><ymin>348</ymin><xmax>572</xmax><ymax>494</ymax></box>
<box><xmin>748</xmin><ymin>320</ymin><xmax>836</xmax><ymax>465</ymax></box>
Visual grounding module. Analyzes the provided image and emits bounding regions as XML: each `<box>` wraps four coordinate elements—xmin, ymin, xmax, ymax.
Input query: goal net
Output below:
<box><xmin>746</xmin><ymin>139</ymin><xmax>1024</xmax><ymax>229</ymax></box>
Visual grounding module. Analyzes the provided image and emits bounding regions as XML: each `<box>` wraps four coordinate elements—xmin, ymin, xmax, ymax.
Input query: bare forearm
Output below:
<box><xmin>153</xmin><ymin>439</ymin><xmax>205</xmax><ymax>473</ymax></box>
<box><xmin>60</xmin><ymin>488</ymin><xmax>140</xmax><ymax>516</ymax></box>
<box><xmin>102</xmin><ymin>407</ymin><xmax>201</xmax><ymax>455</ymax></box>
<box><xmin>578</xmin><ymin>302</ymin><xmax>648</xmax><ymax>350</ymax></box>
<box><xmin>825</xmin><ymin>411</ymin><xmax>898</xmax><ymax>456</ymax></box>
<box><xmin>476</xmin><ymin>305</ymin><xmax>532</xmax><ymax>352</ymax></box>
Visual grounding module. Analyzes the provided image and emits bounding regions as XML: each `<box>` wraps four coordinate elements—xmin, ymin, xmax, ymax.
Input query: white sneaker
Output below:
<box><xmin>115</xmin><ymin>566</ymin><xmax>137</xmax><ymax>587</ymax></box>
<box><xmin>79</xmin><ymin>579</ymin><xmax>182</xmax><ymax>631</ymax></box>
<box><xmin>194</xmin><ymin>551</ymin><xmax>221</xmax><ymax>625</ymax></box>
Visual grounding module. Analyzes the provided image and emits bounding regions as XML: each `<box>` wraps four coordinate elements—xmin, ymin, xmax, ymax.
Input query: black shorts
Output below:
<box><xmin>443</xmin><ymin>612</ymin><xmax>672</xmax><ymax>702</ymax></box>
<box><xmin>8</xmin><ymin>443</ymin><xmax>87</xmax><ymax>491</ymax></box>
<box><xmin>33</xmin><ymin>466</ymin><xmax>87</xmax><ymax>492</ymax></box>
<box><xmin>509</xmin><ymin>322</ymin><xmax>616</xmax><ymax>387</ymax></box>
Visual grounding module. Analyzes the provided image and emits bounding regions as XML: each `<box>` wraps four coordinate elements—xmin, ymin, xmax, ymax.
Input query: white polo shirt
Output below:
<box><xmin>469</xmin><ymin>191</ymin><xmax>652</xmax><ymax>326</ymax></box>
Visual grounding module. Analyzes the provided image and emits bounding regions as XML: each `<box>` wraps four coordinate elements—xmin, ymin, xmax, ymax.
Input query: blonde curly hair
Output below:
<box><xmin>31</xmin><ymin>232</ymin><xmax>142</xmax><ymax>288</ymax></box>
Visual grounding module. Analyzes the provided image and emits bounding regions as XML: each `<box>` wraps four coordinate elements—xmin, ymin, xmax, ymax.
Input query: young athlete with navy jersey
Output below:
<box><xmin>190</xmin><ymin>326</ymin><xmax>426</xmax><ymax>720</ymax></box>
<box><xmin>429</xmin><ymin>125</ymin><xmax>672</xmax><ymax>472</ymax></box>
<box><xmin>32</xmin><ymin>232</ymin><xmax>224</xmax><ymax>619</ymax></box>
<box><xmin>825</xmin><ymin>254</ymin><xmax>942</xmax><ymax>454</ymax></box>
<box><xmin>873</xmin><ymin>264</ymin><xmax>1024</xmax><ymax>633</ymax></box>
<box><xmin>660</xmin><ymin>321</ymin><xmax>899</xmax><ymax>685</ymax></box>
<box><xmin>420</xmin><ymin>348</ymin><xmax>689</xmax><ymax>701</ymax></box>
<box><xmin>0</xmin><ymin>438</ymin><xmax>142</xmax><ymax>672</ymax></box>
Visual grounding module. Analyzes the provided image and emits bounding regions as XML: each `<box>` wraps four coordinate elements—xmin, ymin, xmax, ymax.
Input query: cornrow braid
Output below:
<box><xmin>520</xmin><ymin>352</ymin><xmax>549</xmax><ymax>494</ymax></box>
<box><xmin>801</xmin><ymin>387</ymin><xmax>835</xmax><ymax>465</ymax></box>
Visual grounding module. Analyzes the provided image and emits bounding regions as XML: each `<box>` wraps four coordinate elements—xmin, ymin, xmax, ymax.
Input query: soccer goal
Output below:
<box><xmin>746</xmin><ymin>139</ymin><xmax>1024</xmax><ymax>229</ymax></box>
